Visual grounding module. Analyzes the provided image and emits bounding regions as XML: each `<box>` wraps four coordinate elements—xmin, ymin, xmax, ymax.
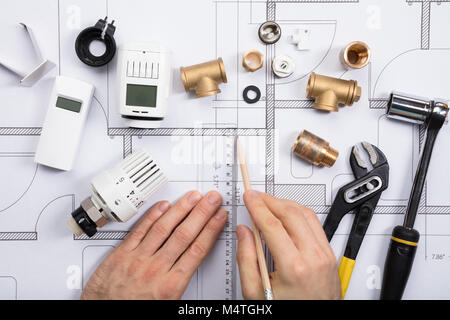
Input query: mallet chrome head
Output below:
<box><xmin>387</xmin><ymin>92</ymin><xmax>448</xmax><ymax>126</ymax></box>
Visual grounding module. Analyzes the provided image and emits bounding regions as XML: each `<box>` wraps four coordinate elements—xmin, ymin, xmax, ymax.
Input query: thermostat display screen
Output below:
<box><xmin>56</xmin><ymin>96</ymin><xmax>82</xmax><ymax>113</ymax></box>
<box><xmin>126</xmin><ymin>84</ymin><xmax>158</xmax><ymax>108</ymax></box>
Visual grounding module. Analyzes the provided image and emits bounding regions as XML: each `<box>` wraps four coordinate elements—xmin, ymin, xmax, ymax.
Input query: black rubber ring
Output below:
<box><xmin>75</xmin><ymin>25</ymin><xmax>116</xmax><ymax>67</ymax></box>
<box><xmin>243</xmin><ymin>86</ymin><xmax>261</xmax><ymax>104</ymax></box>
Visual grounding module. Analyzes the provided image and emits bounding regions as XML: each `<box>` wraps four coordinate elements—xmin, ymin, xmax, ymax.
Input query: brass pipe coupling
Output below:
<box><xmin>242</xmin><ymin>50</ymin><xmax>264</xmax><ymax>72</ymax></box>
<box><xmin>292</xmin><ymin>130</ymin><xmax>339</xmax><ymax>168</ymax></box>
<box><xmin>341</xmin><ymin>41</ymin><xmax>371</xmax><ymax>69</ymax></box>
<box><xmin>180</xmin><ymin>58</ymin><xmax>228</xmax><ymax>98</ymax></box>
<box><xmin>306</xmin><ymin>72</ymin><xmax>361</xmax><ymax>112</ymax></box>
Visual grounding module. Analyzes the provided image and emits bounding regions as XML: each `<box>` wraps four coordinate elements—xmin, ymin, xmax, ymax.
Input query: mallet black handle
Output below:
<box><xmin>380</xmin><ymin>129</ymin><xmax>437</xmax><ymax>300</ymax></box>
<box><xmin>380</xmin><ymin>226</ymin><xmax>419</xmax><ymax>300</ymax></box>
<box><xmin>383</xmin><ymin>94</ymin><xmax>448</xmax><ymax>300</ymax></box>
<box><xmin>403</xmin><ymin>125</ymin><xmax>440</xmax><ymax>228</ymax></box>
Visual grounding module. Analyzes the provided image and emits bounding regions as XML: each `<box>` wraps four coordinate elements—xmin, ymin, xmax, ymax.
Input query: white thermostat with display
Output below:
<box><xmin>35</xmin><ymin>76</ymin><xmax>95</xmax><ymax>171</ymax></box>
<box><xmin>117</xmin><ymin>42</ymin><xmax>172</xmax><ymax>129</ymax></box>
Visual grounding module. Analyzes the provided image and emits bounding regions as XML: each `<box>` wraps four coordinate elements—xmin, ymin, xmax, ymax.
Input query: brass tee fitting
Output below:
<box><xmin>306</xmin><ymin>72</ymin><xmax>361</xmax><ymax>112</ymax></box>
<box><xmin>292</xmin><ymin>130</ymin><xmax>339</xmax><ymax>168</ymax></box>
<box><xmin>180</xmin><ymin>58</ymin><xmax>228</xmax><ymax>98</ymax></box>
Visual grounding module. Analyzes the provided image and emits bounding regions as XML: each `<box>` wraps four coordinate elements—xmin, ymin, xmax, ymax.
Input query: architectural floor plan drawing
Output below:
<box><xmin>1</xmin><ymin>0</ymin><xmax>450</xmax><ymax>300</ymax></box>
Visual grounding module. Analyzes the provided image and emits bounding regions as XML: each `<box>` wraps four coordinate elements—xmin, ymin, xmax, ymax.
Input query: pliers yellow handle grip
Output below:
<box><xmin>339</xmin><ymin>256</ymin><xmax>356</xmax><ymax>299</ymax></box>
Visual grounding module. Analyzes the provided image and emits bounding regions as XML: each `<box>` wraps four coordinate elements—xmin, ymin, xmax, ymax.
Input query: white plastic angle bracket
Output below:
<box><xmin>0</xmin><ymin>23</ymin><xmax>56</xmax><ymax>87</ymax></box>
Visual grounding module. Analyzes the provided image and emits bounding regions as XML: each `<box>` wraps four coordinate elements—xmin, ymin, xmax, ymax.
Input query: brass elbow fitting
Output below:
<box><xmin>180</xmin><ymin>58</ymin><xmax>228</xmax><ymax>98</ymax></box>
<box><xmin>306</xmin><ymin>72</ymin><xmax>361</xmax><ymax>112</ymax></box>
<box><xmin>292</xmin><ymin>130</ymin><xmax>339</xmax><ymax>168</ymax></box>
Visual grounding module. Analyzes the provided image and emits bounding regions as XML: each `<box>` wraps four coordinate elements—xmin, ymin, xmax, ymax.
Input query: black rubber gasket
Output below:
<box><xmin>243</xmin><ymin>86</ymin><xmax>261</xmax><ymax>104</ymax></box>
<box><xmin>75</xmin><ymin>18</ymin><xmax>116</xmax><ymax>67</ymax></box>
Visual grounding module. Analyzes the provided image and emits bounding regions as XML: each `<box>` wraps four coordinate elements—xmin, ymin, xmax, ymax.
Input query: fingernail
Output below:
<box><xmin>245</xmin><ymin>190</ymin><xmax>259</xmax><ymax>199</ymax></box>
<box><xmin>207</xmin><ymin>191</ymin><xmax>222</xmax><ymax>205</ymax></box>
<box><xmin>189</xmin><ymin>191</ymin><xmax>202</xmax><ymax>204</ymax></box>
<box><xmin>159</xmin><ymin>201</ymin><xmax>170</xmax><ymax>212</ymax></box>
<box><xmin>214</xmin><ymin>209</ymin><xmax>227</xmax><ymax>220</ymax></box>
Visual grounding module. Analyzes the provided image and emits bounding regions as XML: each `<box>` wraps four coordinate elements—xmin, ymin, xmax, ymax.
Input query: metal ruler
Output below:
<box><xmin>195</xmin><ymin>133</ymin><xmax>238</xmax><ymax>300</ymax></box>
<box><xmin>209</xmin><ymin>135</ymin><xmax>238</xmax><ymax>300</ymax></box>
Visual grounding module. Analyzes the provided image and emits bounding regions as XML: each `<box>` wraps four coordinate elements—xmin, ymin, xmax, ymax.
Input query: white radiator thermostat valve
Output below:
<box><xmin>291</xmin><ymin>29</ymin><xmax>310</xmax><ymax>51</ymax></box>
<box><xmin>67</xmin><ymin>149</ymin><xmax>168</xmax><ymax>238</ymax></box>
<box><xmin>272</xmin><ymin>54</ymin><xmax>295</xmax><ymax>78</ymax></box>
<box><xmin>118</xmin><ymin>42</ymin><xmax>172</xmax><ymax>129</ymax></box>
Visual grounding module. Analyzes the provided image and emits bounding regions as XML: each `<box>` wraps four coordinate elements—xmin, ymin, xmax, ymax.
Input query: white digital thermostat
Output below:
<box><xmin>117</xmin><ymin>42</ymin><xmax>172</xmax><ymax>129</ymax></box>
<box><xmin>35</xmin><ymin>76</ymin><xmax>95</xmax><ymax>171</ymax></box>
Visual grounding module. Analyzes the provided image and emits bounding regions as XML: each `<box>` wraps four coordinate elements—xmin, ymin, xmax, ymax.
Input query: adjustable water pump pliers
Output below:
<box><xmin>323</xmin><ymin>142</ymin><xmax>389</xmax><ymax>299</ymax></box>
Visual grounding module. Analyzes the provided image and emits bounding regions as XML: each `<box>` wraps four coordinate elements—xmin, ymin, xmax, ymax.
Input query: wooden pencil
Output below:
<box><xmin>236</xmin><ymin>138</ymin><xmax>274</xmax><ymax>300</ymax></box>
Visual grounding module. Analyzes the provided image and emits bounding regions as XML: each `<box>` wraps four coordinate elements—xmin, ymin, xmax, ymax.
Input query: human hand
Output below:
<box><xmin>237</xmin><ymin>190</ymin><xmax>341</xmax><ymax>300</ymax></box>
<box><xmin>81</xmin><ymin>190</ymin><xmax>228</xmax><ymax>300</ymax></box>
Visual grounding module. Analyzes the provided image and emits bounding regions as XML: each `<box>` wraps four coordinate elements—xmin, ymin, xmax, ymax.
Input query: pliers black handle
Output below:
<box><xmin>323</xmin><ymin>142</ymin><xmax>389</xmax><ymax>298</ymax></box>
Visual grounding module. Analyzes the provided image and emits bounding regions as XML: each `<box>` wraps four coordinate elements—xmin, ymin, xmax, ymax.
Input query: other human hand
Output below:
<box><xmin>237</xmin><ymin>190</ymin><xmax>341</xmax><ymax>300</ymax></box>
<box><xmin>82</xmin><ymin>190</ymin><xmax>228</xmax><ymax>300</ymax></box>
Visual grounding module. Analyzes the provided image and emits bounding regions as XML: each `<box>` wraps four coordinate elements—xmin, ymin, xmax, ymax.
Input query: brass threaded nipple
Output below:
<box><xmin>292</xmin><ymin>130</ymin><xmax>339</xmax><ymax>168</ymax></box>
<box><xmin>321</xmin><ymin>147</ymin><xmax>339</xmax><ymax>168</ymax></box>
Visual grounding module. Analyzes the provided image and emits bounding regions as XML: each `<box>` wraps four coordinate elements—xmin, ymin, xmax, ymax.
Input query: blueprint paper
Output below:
<box><xmin>1</xmin><ymin>0</ymin><xmax>450</xmax><ymax>300</ymax></box>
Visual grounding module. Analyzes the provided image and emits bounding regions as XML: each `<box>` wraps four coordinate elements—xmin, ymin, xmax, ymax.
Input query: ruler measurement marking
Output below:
<box><xmin>223</xmin><ymin>135</ymin><xmax>236</xmax><ymax>300</ymax></box>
